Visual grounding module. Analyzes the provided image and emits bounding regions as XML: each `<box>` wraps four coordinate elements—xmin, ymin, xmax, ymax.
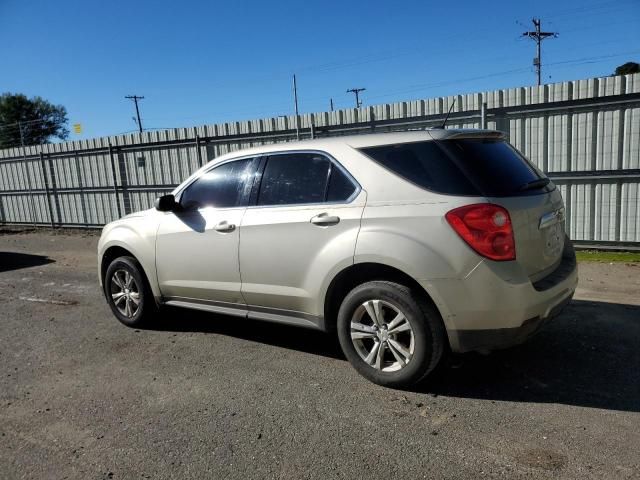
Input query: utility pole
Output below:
<box><xmin>330</xmin><ymin>98</ymin><xmax>334</xmax><ymax>111</ymax></box>
<box><xmin>125</xmin><ymin>95</ymin><xmax>144</xmax><ymax>133</ymax></box>
<box><xmin>522</xmin><ymin>18</ymin><xmax>558</xmax><ymax>86</ymax></box>
<box><xmin>292</xmin><ymin>75</ymin><xmax>300</xmax><ymax>140</ymax></box>
<box><xmin>346</xmin><ymin>88</ymin><xmax>366</xmax><ymax>108</ymax></box>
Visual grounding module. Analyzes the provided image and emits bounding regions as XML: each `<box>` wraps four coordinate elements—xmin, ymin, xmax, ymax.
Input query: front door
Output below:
<box><xmin>156</xmin><ymin>157</ymin><xmax>257</xmax><ymax>304</ymax></box>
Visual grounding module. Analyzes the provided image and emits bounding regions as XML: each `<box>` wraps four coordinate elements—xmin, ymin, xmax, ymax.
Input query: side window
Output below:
<box><xmin>327</xmin><ymin>166</ymin><xmax>357</xmax><ymax>202</ymax></box>
<box><xmin>258</xmin><ymin>153</ymin><xmax>331</xmax><ymax>206</ymax></box>
<box><xmin>180</xmin><ymin>158</ymin><xmax>253</xmax><ymax>209</ymax></box>
<box><xmin>359</xmin><ymin>142</ymin><xmax>478</xmax><ymax>195</ymax></box>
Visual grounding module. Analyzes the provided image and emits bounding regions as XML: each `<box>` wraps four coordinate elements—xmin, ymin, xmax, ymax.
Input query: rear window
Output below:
<box><xmin>359</xmin><ymin>139</ymin><xmax>551</xmax><ymax>197</ymax></box>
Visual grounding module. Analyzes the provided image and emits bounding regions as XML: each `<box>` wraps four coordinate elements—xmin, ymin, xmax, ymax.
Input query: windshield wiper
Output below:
<box><xmin>519</xmin><ymin>177</ymin><xmax>550</xmax><ymax>191</ymax></box>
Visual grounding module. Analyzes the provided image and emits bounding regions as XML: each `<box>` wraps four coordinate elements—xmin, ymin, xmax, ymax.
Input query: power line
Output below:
<box><xmin>558</xmin><ymin>18</ymin><xmax>639</xmax><ymax>35</ymax></box>
<box><xmin>0</xmin><ymin>118</ymin><xmax>56</xmax><ymax>147</ymax></box>
<box><xmin>0</xmin><ymin>118</ymin><xmax>46</xmax><ymax>127</ymax></box>
<box><xmin>141</xmin><ymin>48</ymin><xmax>638</xmax><ymax>131</ymax></box>
<box><xmin>366</xmin><ymin>67</ymin><xmax>531</xmax><ymax>101</ymax></box>
<box><xmin>114</xmin><ymin>40</ymin><xmax>639</xmax><ymax>135</ymax></box>
<box><xmin>539</xmin><ymin>0</ymin><xmax>636</xmax><ymax>21</ymax></box>
<box><xmin>546</xmin><ymin>50</ymin><xmax>640</xmax><ymax>67</ymax></box>
<box><xmin>145</xmin><ymin>36</ymin><xmax>637</xmax><ymax>123</ymax></box>
<box><xmin>125</xmin><ymin>95</ymin><xmax>144</xmax><ymax>133</ymax></box>
<box><xmin>131</xmin><ymin>47</ymin><xmax>639</xmax><ymax>131</ymax></box>
<box><xmin>364</xmin><ymin>49</ymin><xmax>640</xmax><ymax>102</ymax></box>
<box><xmin>522</xmin><ymin>18</ymin><xmax>558</xmax><ymax>86</ymax></box>
<box><xmin>111</xmin><ymin>8</ymin><xmax>633</xmax><ymax>121</ymax></box>
<box><xmin>346</xmin><ymin>88</ymin><xmax>366</xmax><ymax>108</ymax></box>
<box><xmin>0</xmin><ymin>118</ymin><xmax>52</xmax><ymax>130</ymax></box>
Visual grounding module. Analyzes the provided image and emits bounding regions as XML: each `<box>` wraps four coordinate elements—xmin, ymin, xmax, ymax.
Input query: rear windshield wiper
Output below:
<box><xmin>519</xmin><ymin>177</ymin><xmax>550</xmax><ymax>191</ymax></box>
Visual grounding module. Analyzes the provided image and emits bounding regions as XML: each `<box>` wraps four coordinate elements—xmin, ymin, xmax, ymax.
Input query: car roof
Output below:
<box><xmin>177</xmin><ymin>128</ymin><xmax>506</xmax><ymax>196</ymax></box>
<box><xmin>211</xmin><ymin>128</ymin><xmax>505</xmax><ymax>162</ymax></box>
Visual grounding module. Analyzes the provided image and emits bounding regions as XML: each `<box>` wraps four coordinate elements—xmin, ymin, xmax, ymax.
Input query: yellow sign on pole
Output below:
<box><xmin>73</xmin><ymin>123</ymin><xmax>82</xmax><ymax>134</ymax></box>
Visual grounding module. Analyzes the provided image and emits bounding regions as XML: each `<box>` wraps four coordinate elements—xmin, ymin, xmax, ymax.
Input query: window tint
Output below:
<box><xmin>436</xmin><ymin>139</ymin><xmax>548</xmax><ymax>196</ymax></box>
<box><xmin>180</xmin><ymin>158</ymin><xmax>253</xmax><ymax>209</ymax></box>
<box><xmin>258</xmin><ymin>153</ymin><xmax>331</xmax><ymax>206</ymax></box>
<box><xmin>360</xmin><ymin>141</ymin><xmax>478</xmax><ymax>195</ymax></box>
<box><xmin>327</xmin><ymin>166</ymin><xmax>357</xmax><ymax>202</ymax></box>
<box><xmin>360</xmin><ymin>139</ymin><xmax>550</xmax><ymax>197</ymax></box>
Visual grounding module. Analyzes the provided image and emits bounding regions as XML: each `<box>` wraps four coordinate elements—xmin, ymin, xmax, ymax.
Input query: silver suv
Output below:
<box><xmin>98</xmin><ymin>129</ymin><xmax>577</xmax><ymax>387</ymax></box>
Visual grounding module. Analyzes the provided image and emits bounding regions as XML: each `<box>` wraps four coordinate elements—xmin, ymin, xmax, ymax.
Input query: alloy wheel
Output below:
<box><xmin>350</xmin><ymin>299</ymin><xmax>415</xmax><ymax>372</ymax></box>
<box><xmin>110</xmin><ymin>269</ymin><xmax>140</xmax><ymax>318</ymax></box>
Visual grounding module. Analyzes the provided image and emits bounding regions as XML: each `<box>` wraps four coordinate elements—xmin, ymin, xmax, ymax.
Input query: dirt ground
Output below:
<box><xmin>1</xmin><ymin>229</ymin><xmax>639</xmax><ymax>479</ymax></box>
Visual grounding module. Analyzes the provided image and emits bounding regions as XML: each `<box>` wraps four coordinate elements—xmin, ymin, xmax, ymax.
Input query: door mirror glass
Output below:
<box><xmin>155</xmin><ymin>194</ymin><xmax>177</xmax><ymax>212</ymax></box>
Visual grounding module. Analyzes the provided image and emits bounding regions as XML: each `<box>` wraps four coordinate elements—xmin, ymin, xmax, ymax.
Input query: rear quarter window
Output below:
<box><xmin>359</xmin><ymin>141</ymin><xmax>478</xmax><ymax>195</ymax></box>
<box><xmin>437</xmin><ymin>139</ymin><xmax>550</xmax><ymax>197</ymax></box>
<box><xmin>359</xmin><ymin>138</ymin><xmax>552</xmax><ymax>197</ymax></box>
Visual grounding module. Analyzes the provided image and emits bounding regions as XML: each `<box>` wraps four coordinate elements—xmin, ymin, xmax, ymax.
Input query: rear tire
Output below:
<box><xmin>337</xmin><ymin>281</ymin><xmax>446</xmax><ymax>388</ymax></box>
<box><xmin>104</xmin><ymin>256</ymin><xmax>156</xmax><ymax>327</ymax></box>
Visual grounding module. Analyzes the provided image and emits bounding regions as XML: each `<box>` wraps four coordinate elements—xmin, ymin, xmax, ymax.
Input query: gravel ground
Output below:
<box><xmin>1</xmin><ymin>229</ymin><xmax>639</xmax><ymax>479</ymax></box>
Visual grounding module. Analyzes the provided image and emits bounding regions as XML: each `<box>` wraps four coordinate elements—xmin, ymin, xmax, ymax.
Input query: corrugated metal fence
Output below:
<box><xmin>1</xmin><ymin>73</ymin><xmax>639</xmax><ymax>246</ymax></box>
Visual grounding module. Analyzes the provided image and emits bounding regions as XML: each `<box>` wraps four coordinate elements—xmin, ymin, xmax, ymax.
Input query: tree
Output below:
<box><xmin>614</xmin><ymin>62</ymin><xmax>640</xmax><ymax>76</ymax></box>
<box><xmin>0</xmin><ymin>93</ymin><xmax>69</xmax><ymax>148</ymax></box>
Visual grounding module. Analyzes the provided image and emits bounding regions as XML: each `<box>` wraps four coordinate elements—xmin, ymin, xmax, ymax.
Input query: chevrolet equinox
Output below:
<box><xmin>98</xmin><ymin>129</ymin><xmax>577</xmax><ymax>387</ymax></box>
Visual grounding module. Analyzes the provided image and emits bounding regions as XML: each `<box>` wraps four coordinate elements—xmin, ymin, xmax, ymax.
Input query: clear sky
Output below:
<box><xmin>1</xmin><ymin>0</ymin><xmax>639</xmax><ymax>140</ymax></box>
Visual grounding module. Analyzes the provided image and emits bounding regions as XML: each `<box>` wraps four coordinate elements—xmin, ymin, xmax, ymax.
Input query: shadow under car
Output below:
<box><xmin>143</xmin><ymin>299</ymin><xmax>640</xmax><ymax>412</ymax></box>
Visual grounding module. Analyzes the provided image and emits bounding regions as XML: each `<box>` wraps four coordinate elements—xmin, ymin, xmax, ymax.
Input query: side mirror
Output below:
<box><xmin>154</xmin><ymin>194</ymin><xmax>177</xmax><ymax>212</ymax></box>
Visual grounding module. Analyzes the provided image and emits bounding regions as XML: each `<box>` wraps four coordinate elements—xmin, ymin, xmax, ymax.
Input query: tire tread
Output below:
<box><xmin>337</xmin><ymin>280</ymin><xmax>447</xmax><ymax>388</ymax></box>
<box><xmin>104</xmin><ymin>255</ymin><xmax>156</xmax><ymax>327</ymax></box>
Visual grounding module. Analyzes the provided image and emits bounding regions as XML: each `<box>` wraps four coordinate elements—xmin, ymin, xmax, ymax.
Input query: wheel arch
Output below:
<box><xmin>101</xmin><ymin>245</ymin><xmax>136</xmax><ymax>283</ymax></box>
<box><xmin>322</xmin><ymin>262</ymin><xmax>448</xmax><ymax>338</ymax></box>
<box><xmin>100</xmin><ymin>243</ymin><xmax>160</xmax><ymax>302</ymax></box>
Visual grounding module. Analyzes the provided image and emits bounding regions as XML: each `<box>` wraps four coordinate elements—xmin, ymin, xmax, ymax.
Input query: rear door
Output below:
<box><xmin>239</xmin><ymin>151</ymin><xmax>365</xmax><ymax>316</ymax></box>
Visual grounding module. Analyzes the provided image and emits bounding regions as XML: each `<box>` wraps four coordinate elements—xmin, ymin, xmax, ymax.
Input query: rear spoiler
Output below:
<box><xmin>443</xmin><ymin>130</ymin><xmax>506</xmax><ymax>140</ymax></box>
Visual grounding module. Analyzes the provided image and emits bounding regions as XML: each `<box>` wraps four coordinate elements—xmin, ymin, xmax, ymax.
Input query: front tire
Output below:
<box><xmin>104</xmin><ymin>256</ymin><xmax>156</xmax><ymax>327</ymax></box>
<box><xmin>337</xmin><ymin>281</ymin><xmax>446</xmax><ymax>388</ymax></box>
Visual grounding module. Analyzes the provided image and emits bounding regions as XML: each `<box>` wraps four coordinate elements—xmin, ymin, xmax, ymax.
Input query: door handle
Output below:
<box><xmin>310</xmin><ymin>213</ymin><xmax>340</xmax><ymax>226</ymax></box>
<box><xmin>214</xmin><ymin>221</ymin><xmax>236</xmax><ymax>232</ymax></box>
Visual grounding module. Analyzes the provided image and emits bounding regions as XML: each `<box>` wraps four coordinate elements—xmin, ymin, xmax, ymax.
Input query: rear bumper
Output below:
<box><xmin>421</xmin><ymin>239</ymin><xmax>578</xmax><ymax>353</ymax></box>
<box><xmin>452</xmin><ymin>292</ymin><xmax>573</xmax><ymax>352</ymax></box>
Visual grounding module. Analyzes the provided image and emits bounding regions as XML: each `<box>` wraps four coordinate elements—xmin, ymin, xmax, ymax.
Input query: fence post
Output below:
<box><xmin>117</xmin><ymin>150</ymin><xmax>132</xmax><ymax>215</ymax></box>
<box><xmin>195</xmin><ymin>134</ymin><xmax>204</xmax><ymax>167</ymax></box>
<box><xmin>0</xmin><ymin>159</ymin><xmax>5</xmax><ymax>224</ymax></box>
<box><xmin>614</xmin><ymin>106</ymin><xmax>626</xmax><ymax>242</ymax></box>
<box><xmin>47</xmin><ymin>154</ymin><xmax>62</xmax><ymax>226</ymax></box>
<box><xmin>73</xmin><ymin>153</ymin><xmax>89</xmax><ymax>226</ymax></box>
<box><xmin>39</xmin><ymin>152</ymin><xmax>55</xmax><ymax>228</ymax></box>
<box><xmin>19</xmin><ymin>149</ymin><xmax>37</xmax><ymax>227</ymax></box>
<box><xmin>108</xmin><ymin>144</ymin><xmax>122</xmax><ymax>219</ymax></box>
<box><xmin>0</xmin><ymin>192</ymin><xmax>5</xmax><ymax>225</ymax></box>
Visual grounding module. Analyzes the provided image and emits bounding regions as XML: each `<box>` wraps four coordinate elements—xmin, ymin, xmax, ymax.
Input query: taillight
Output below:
<box><xmin>445</xmin><ymin>203</ymin><xmax>516</xmax><ymax>261</ymax></box>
